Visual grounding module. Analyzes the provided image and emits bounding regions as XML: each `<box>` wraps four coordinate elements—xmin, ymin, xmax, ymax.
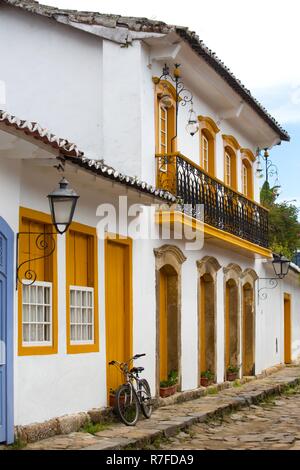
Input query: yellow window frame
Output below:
<box><xmin>66</xmin><ymin>221</ymin><xmax>99</xmax><ymax>354</ymax></box>
<box><xmin>18</xmin><ymin>207</ymin><xmax>58</xmax><ymax>356</ymax></box>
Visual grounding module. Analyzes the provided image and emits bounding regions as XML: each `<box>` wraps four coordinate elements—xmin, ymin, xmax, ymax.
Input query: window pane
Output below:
<box><xmin>44</xmin><ymin>287</ymin><xmax>50</xmax><ymax>305</ymax></box>
<box><xmin>37</xmin><ymin>306</ymin><xmax>43</xmax><ymax>322</ymax></box>
<box><xmin>70</xmin><ymin>287</ymin><xmax>94</xmax><ymax>344</ymax></box>
<box><xmin>37</xmin><ymin>286</ymin><xmax>43</xmax><ymax>304</ymax></box>
<box><xmin>30</xmin><ymin>305</ymin><xmax>37</xmax><ymax>323</ymax></box>
<box><xmin>30</xmin><ymin>324</ymin><xmax>37</xmax><ymax>342</ymax></box>
<box><xmin>23</xmin><ymin>324</ymin><xmax>29</xmax><ymax>342</ymax></box>
<box><xmin>44</xmin><ymin>324</ymin><xmax>51</xmax><ymax>342</ymax></box>
<box><xmin>37</xmin><ymin>324</ymin><xmax>44</xmax><ymax>342</ymax></box>
<box><xmin>23</xmin><ymin>285</ymin><xmax>29</xmax><ymax>303</ymax></box>
<box><xmin>30</xmin><ymin>286</ymin><xmax>37</xmax><ymax>303</ymax></box>
<box><xmin>22</xmin><ymin>282</ymin><xmax>52</xmax><ymax>346</ymax></box>
<box><xmin>23</xmin><ymin>305</ymin><xmax>29</xmax><ymax>322</ymax></box>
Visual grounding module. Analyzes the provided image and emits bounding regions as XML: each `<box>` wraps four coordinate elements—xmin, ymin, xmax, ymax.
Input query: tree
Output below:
<box><xmin>260</xmin><ymin>181</ymin><xmax>300</xmax><ymax>259</ymax></box>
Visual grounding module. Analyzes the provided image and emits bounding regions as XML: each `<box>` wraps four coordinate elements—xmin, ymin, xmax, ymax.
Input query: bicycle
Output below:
<box><xmin>108</xmin><ymin>353</ymin><xmax>153</xmax><ymax>426</ymax></box>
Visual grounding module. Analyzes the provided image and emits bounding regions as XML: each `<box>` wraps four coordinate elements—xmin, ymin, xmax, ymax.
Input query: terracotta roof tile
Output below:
<box><xmin>0</xmin><ymin>109</ymin><xmax>176</xmax><ymax>202</ymax></box>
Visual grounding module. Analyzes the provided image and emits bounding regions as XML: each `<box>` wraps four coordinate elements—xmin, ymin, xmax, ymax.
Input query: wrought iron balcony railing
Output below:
<box><xmin>156</xmin><ymin>153</ymin><xmax>269</xmax><ymax>248</ymax></box>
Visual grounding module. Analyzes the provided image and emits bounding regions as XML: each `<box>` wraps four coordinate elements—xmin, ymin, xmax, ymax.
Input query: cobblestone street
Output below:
<box><xmin>2</xmin><ymin>366</ymin><xmax>300</xmax><ymax>450</ymax></box>
<box><xmin>159</xmin><ymin>386</ymin><xmax>300</xmax><ymax>450</ymax></box>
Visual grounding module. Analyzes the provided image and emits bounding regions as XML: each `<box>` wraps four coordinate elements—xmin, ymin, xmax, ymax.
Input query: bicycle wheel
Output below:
<box><xmin>115</xmin><ymin>384</ymin><xmax>139</xmax><ymax>426</ymax></box>
<box><xmin>139</xmin><ymin>379</ymin><xmax>153</xmax><ymax>419</ymax></box>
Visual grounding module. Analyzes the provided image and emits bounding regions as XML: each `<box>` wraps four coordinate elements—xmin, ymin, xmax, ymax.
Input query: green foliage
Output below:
<box><xmin>81</xmin><ymin>421</ymin><xmax>109</xmax><ymax>435</ymax></box>
<box><xmin>227</xmin><ymin>365</ymin><xmax>240</xmax><ymax>374</ymax></box>
<box><xmin>201</xmin><ymin>370</ymin><xmax>214</xmax><ymax>380</ymax></box>
<box><xmin>9</xmin><ymin>438</ymin><xmax>27</xmax><ymax>450</ymax></box>
<box><xmin>207</xmin><ymin>386</ymin><xmax>218</xmax><ymax>395</ymax></box>
<box><xmin>260</xmin><ymin>181</ymin><xmax>300</xmax><ymax>259</ymax></box>
<box><xmin>160</xmin><ymin>370</ymin><xmax>178</xmax><ymax>388</ymax></box>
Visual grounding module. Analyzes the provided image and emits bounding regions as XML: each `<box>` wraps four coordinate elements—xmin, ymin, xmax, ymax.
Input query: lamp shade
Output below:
<box><xmin>48</xmin><ymin>177</ymin><xmax>79</xmax><ymax>234</ymax></box>
<box><xmin>186</xmin><ymin>108</ymin><xmax>199</xmax><ymax>136</ymax></box>
<box><xmin>272</xmin><ymin>253</ymin><xmax>290</xmax><ymax>279</ymax></box>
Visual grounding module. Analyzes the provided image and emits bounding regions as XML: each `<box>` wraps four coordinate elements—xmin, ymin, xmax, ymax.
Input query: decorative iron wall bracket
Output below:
<box><xmin>156</xmin><ymin>64</ymin><xmax>195</xmax><ymax>148</ymax></box>
<box><xmin>257</xmin><ymin>277</ymin><xmax>279</xmax><ymax>303</ymax></box>
<box><xmin>16</xmin><ymin>232</ymin><xmax>56</xmax><ymax>290</ymax></box>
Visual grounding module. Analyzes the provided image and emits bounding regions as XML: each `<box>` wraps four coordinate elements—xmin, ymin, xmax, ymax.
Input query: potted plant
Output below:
<box><xmin>226</xmin><ymin>365</ymin><xmax>240</xmax><ymax>381</ymax></box>
<box><xmin>109</xmin><ymin>389</ymin><xmax>118</xmax><ymax>408</ymax></box>
<box><xmin>200</xmin><ymin>370</ymin><xmax>214</xmax><ymax>387</ymax></box>
<box><xmin>160</xmin><ymin>370</ymin><xmax>178</xmax><ymax>398</ymax></box>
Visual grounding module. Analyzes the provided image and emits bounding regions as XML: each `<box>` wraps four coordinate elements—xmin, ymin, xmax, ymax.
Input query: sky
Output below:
<box><xmin>42</xmin><ymin>0</ymin><xmax>300</xmax><ymax>206</ymax></box>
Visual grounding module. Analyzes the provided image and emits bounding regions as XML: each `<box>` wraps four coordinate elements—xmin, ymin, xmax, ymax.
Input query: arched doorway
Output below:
<box><xmin>200</xmin><ymin>274</ymin><xmax>215</xmax><ymax>377</ymax></box>
<box><xmin>197</xmin><ymin>256</ymin><xmax>221</xmax><ymax>384</ymax></box>
<box><xmin>242</xmin><ymin>283</ymin><xmax>255</xmax><ymax>376</ymax></box>
<box><xmin>225</xmin><ymin>279</ymin><xmax>239</xmax><ymax>371</ymax></box>
<box><xmin>224</xmin><ymin>264</ymin><xmax>242</xmax><ymax>379</ymax></box>
<box><xmin>241</xmin><ymin>269</ymin><xmax>257</xmax><ymax>377</ymax></box>
<box><xmin>159</xmin><ymin>265</ymin><xmax>179</xmax><ymax>382</ymax></box>
<box><xmin>154</xmin><ymin>245</ymin><xmax>186</xmax><ymax>395</ymax></box>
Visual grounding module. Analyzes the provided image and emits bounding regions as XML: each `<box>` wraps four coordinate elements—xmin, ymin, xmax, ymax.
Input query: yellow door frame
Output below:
<box><xmin>104</xmin><ymin>235</ymin><xmax>133</xmax><ymax>398</ymax></box>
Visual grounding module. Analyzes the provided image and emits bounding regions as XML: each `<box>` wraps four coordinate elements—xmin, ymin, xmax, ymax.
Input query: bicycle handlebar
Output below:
<box><xmin>133</xmin><ymin>353</ymin><xmax>146</xmax><ymax>359</ymax></box>
<box><xmin>108</xmin><ymin>353</ymin><xmax>146</xmax><ymax>367</ymax></box>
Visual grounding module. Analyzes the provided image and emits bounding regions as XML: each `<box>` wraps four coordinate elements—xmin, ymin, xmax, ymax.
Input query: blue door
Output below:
<box><xmin>0</xmin><ymin>217</ymin><xmax>14</xmax><ymax>444</ymax></box>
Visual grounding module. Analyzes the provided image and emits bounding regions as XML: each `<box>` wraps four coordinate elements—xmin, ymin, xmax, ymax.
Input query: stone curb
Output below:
<box><xmin>81</xmin><ymin>375</ymin><xmax>300</xmax><ymax>450</ymax></box>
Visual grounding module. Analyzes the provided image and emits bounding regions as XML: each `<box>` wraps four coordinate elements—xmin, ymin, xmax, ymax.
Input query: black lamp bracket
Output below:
<box><xmin>16</xmin><ymin>232</ymin><xmax>56</xmax><ymax>290</ymax></box>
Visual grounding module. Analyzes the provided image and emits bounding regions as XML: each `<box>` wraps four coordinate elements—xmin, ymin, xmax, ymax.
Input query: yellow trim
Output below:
<box><xmin>240</xmin><ymin>148</ymin><xmax>256</xmax><ymax>163</ymax></box>
<box><xmin>18</xmin><ymin>207</ymin><xmax>58</xmax><ymax>356</ymax></box>
<box><xmin>154</xmin><ymin>79</ymin><xmax>177</xmax><ymax>154</ymax></box>
<box><xmin>284</xmin><ymin>293</ymin><xmax>292</xmax><ymax>364</ymax></box>
<box><xmin>198</xmin><ymin>116</ymin><xmax>220</xmax><ymax>135</ymax></box>
<box><xmin>222</xmin><ymin>134</ymin><xmax>241</xmax><ymax>150</ymax></box>
<box><xmin>66</xmin><ymin>221</ymin><xmax>99</xmax><ymax>354</ymax></box>
<box><xmin>105</xmin><ymin>234</ymin><xmax>133</xmax><ymax>398</ymax></box>
<box><xmin>198</xmin><ymin>116</ymin><xmax>219</xmax><ymax>177</ymax></box>
<box><xmin>241</xmin><ymin>157</ymin><xmax>254</xmax><ymax>200</ymax></box>
<box><xmin>155</xmin><ymin>210</ymin><xmax>272</xmax><ymax>259</ymax></box>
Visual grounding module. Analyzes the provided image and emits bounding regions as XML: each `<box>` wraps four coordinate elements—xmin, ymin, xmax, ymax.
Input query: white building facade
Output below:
<box><xmin>0</xmin><ymin>0</ymin><xmax>299</xmax><ymax>443</ymax></box>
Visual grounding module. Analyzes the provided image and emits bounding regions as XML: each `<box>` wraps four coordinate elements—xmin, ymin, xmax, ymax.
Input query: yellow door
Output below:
<box><xmin>200</xmin><ymin>277</ymin><xmax>206</xmax><ymax>373</ymax></box>
<box><xmin>159</xmin><ymin>270</ymin><xmax>168</xmax><ymax>382</ymax></box>
<box><xmin>284</xmin><ymin>295</ymin><xmax>292</xmax><ymax>364</ymax></box>
<box><xmin>225</xmin><ymin>284</ymin><xmax>230</xmax><ymax>369</ymax></box>
<box><xmin>105</xmin><ymin>238</ymin><xmax>132</xmax><ymax>396</ymax></box>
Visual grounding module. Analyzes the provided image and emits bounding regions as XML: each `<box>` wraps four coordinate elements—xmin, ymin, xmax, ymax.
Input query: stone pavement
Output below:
<box><xmin>159</xmin><ymin>387</ymin><xmax>300</xmax><ymax>450</ymax></box>
<box><xmin>5</xmin><ymin>365</ymin><xmax>300</xmax><ymax>450</ymax></box>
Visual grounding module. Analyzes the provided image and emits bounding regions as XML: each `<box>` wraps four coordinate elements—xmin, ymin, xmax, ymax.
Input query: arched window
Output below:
<box><xmin>222</xmin><ymin>135</ymin><xmax>240</xmax><ymax>190</ymax></box>
<box><xmin>240</xmin><ymin>149</ymin><xmax>255</xmax><ymax>199</ymax></box>
<box><xmin>198</xmin><ymin>116</ymin><xmax>220</xmax><ymax>176</ymax></box>
<box><xmin>154</xmin><ymin>79</ymin><xmax>177</xmax><ymax>154</ymax></box>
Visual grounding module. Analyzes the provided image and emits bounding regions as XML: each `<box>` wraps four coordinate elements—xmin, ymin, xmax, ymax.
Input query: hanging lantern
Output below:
<box><xmin>272</xmin><ymin>253</ymin><xmax>291</xmax><ymax>279</ymax></box>
<box><xmin>186</xmin><ymin>105</ymin><xmax>199</xmax><ymax>136</ymax></box>
<box><xmin>48</xmin><ymin>177</ymin><xmax>79</xmax><ymax>235</ymax></box>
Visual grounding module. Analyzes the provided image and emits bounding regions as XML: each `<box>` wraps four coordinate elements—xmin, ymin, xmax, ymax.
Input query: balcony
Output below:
<box><xmin>156</xmin><ymin>153</ymin><xmax>270</xmax><ymax>254</ymax></box>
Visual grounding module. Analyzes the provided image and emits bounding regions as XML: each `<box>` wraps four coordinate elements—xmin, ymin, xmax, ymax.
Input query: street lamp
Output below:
<box><xmin>185</xmin><ymin>103</ymin><xmax>199</xmax><ymax>136</ymax></box>
<box><xmin>16</xmin><ymin>176</ymin><xmax>79</xmax><ymax>287</ymax></box>
<box><xmin>272</xmin><ymin>253</ymin><xmax>291</xmax><ymax>279</ymax></box>
<box><xmin>156</xmin><ymin>63</ymin><xmax>199</xmax><ymax>145</ymax></box>
<box><xmin>48</xmin><ymin>177</ymin><xmax>79</xmax><ymax>235</ymax></box>
<box><xmin>256</xmin><ymin>148</ymin><xmax>281</xmax><ymax>191</ymax></box>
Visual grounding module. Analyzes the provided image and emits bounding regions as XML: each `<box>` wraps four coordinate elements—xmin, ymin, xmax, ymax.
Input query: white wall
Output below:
<box><xmin>1</xmin><ymin>5</ymin><xmax>262</xmax><ymax>203</ymax></box>
<box><xmin>0</xmin><ymin>154</ymin><xmax>299</xmax><ymax>425</ymax></box>
<box><xmin>0</xmin><ymin>5</ymin><xmax>102</xmax><ymax>160</ymax></box>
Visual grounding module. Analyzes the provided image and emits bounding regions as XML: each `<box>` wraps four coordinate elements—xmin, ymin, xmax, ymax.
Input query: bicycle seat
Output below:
<box><xmin>130</xmin><ymin>367</ymin><xmax>144</xmax><ymax>373</ymax></box>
